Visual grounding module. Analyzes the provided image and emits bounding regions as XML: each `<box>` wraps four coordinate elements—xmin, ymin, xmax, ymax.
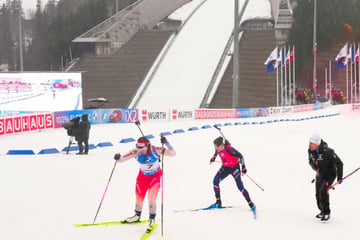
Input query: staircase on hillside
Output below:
<box><xmin>71</xmin><ymin>29</ymin><xmax>173</xmax><ymax>108</ymax></box>
<box><xmin>210</xmin><ymin>29</ymin><xmax>278</xmax><ymax>108</ymax></box>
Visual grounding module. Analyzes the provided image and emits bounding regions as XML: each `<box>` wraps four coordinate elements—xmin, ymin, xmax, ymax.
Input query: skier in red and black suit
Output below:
<box><xmin>308</xmin><ymin>134</ymin><xmax>343</xmax><ymax>221</ymax></box>
<box><xmin>209</xmin><ymin>136</ymin><xmax>256</xmax><ymax>213</ymax></box>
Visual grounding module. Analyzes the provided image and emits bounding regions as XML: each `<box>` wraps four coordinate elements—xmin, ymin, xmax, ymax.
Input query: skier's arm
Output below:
<box><xmin>308</xmin><ymin>149</ymin><xmax>318</xmax><ymax>171</ymax></box>
<box><xmin>210</xmin><ymin>150</ymin><xmax>218</xmax><ymax>164</ymax></box>
<box><xmin>157</xmin><ymin>136</ymin><xmax>176</xmax><ymax>156</ymax></box>
<box><xmin>329</xmin><ymin>149</ymin><xmax>343</xmax><ymax>181</ymax></box>
<box><xmin>114</xmin><ymin>149</ymin><xmax>137</xmax><ymax>163</ymax></box>
<box><xmin>228</xmin><ymin>147</ymin><xmax>247</xmax><ymax>173</ymax></box>
<box><xmin>228</xmin><ymin>147</ymin><xmax>245</xmax><ymax>165</ymax></box>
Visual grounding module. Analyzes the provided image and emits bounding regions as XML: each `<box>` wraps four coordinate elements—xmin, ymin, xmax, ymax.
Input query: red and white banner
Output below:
<box><xmin>352</xmin><ymin>103</ymin><xmax>360</xmax><ymax>111</ymax></box>
<box><xmin>195</xmin><ymin>109</ymin><xmax>237</xmax><ymax>120</ymax></box>
<box><xmin>0</xmin><ymin>113</ymin><xmax>53</xmax><ymax>136</ymax></box>
<box><xmin>269</xmin><ymin>106</ymin><xmax>293</xmax><ymax>116</ymax></box>
<box><xmin>293</xmin><ymin>104</ymin><xmax>314</xmax><ymax>113</ymax></box>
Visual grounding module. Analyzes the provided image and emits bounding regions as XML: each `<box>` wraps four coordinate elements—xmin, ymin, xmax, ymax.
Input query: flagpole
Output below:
<box><xmin>276</xmin><ymin>53</ymin><xmax>279</xmax><ymax>107</ymax></box>
<box><xmin>280</xmin><ymin>47</ymin><xmax>284</xmax><ymax>106</ymax></box>
<box><xmin>351</xmin><ymin>43</ymin><xmax>357</xmax><ymax>103</ymax></box>
<box><xmin>293</xmin><ymin>46</ymin><xmax>296</xmax><ymax>104</ymax></box>
<box><xmin>284</xmin><ymin>46</ymin><xmax>288</xmax><ymax>105</ymax></box>
<box><xmin>232</xmin><ymin>0</ymin><xmax>239</xmax><ymax>108</ymax></box>
<box><xmin>313</xmin><ymin>0</ymin><xmax>317</xmax><ymax>94</ymax></box>
<box><xmin>329</xmin><ymin>60</ymin><xmax>332</xmax><ymax>103</ymax></box>
<box><xmin>346</xmin><ymin>57</ymin><xmax>349</xmax><ymax>104</ymax></box>
<box><xmin>288</xmin><ymin>46</ymin><xmax>292</xmax><ymax>104</ymax></box>
<box><xmin>351</xmin><ymin>46</ymin><xmax>353</xmax><ymax>103</ymax></box>
<box><xmin>325</xmin><ymin>68</ymin><xmax>327</xmax><ymax>98</ymax></box>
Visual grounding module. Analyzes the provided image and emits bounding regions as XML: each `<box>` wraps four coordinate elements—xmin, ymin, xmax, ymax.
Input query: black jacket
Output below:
<box><xmin>308</xmin><ymin>140</ymin><xmax>343</xmax><ymax>180</ymax></box>
<box><xmin>77</xmin><ymin>114</ymin><xmax>91</xmax><ymax>141</ymax></box>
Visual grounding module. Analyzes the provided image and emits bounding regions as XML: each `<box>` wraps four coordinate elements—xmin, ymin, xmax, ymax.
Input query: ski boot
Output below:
<box><xmin>209</xmin><ymin>197</ymin><xmax>222</xmax><ymax>209</ymax></box>
<box><xmin>146</xmin><ymin>214</ymin><xmax>156</xmax><ymax>233</ymax></box>
<box><xmin>122</xmin><ymin>211</ymin><xmax>141</xmax><ymax>223</ymax></box>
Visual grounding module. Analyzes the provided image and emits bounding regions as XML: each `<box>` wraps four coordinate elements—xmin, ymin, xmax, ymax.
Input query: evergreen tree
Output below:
<box><xmin>25</xmin><ymin>0</ymin><xmax>49</xmax><ymax>70</ymax></box>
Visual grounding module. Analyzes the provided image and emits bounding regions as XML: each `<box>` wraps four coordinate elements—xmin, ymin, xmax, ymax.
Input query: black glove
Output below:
<box><xmin>241</xmin><ymin>165</ymin><xmax>247</xmax><ymax>174</ymax></box>
<box><xmin>210</xmin><ymin>156</ymin><xmax>216</xmax><ymax>163</ymax></box>
<box><xmin>114</xmin><ymin>153</ymin><xmax>121</xmax><ymax>161</ymax></box>
<box><xmin>161</xmin><ymin>135</ymin><xmax>168</xmax><ymax>144</ymax></box>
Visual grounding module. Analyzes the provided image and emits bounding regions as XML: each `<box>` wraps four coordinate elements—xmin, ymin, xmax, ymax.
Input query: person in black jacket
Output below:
<box><xmin>308</xmin><ymin>133</ymin><xmax>343</xmax><ymax>221</ymax></box>
<box><xmin>76</xmin><ymin>114</ymin><xmax>91</xmax><ymax>155</ymax></box>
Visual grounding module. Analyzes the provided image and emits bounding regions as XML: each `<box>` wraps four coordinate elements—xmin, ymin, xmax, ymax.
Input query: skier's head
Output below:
<box><xmin>309</xmin><ymin>133</ymin><xmax>321</xmax><ymax>151</ymax></box>
<box><xmin>136</xmin><ymin>136</ymin><xmax>150</xmax><ymax>153</ymax></box>
<box><xmin>214</xmin><ymin>136</ymin><xmax>225</xmax><ymax>151</ymax></box>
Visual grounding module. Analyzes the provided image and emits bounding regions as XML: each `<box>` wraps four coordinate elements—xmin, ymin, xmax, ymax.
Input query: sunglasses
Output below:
<box><xmin>136</xmin><ymin>142</ymin><xmax>148</xmax><ymax>150</ymax></box>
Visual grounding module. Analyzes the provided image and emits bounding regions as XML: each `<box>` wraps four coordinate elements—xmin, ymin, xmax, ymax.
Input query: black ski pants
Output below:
<box><xmin>315</xmin><ymin>175</ymin><xmax>336</xmax><ymax>215</ymax></box>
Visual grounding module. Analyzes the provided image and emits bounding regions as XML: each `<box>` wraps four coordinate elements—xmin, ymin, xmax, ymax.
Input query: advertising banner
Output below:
<box><xmin>236</xmin><ymin>108</ymin><xmax>269</xmax><ymax>118</ymax></box>
<box><xmin>0</xmin><ymin>112</ymin><xmax>53</xmax><ymax>135</ymax></box>
<box><xmin>268</xmin><ymin>106</ymin><xmax>293</xmax><ymax>116</ymax></box>
<box><xmin>293</xmin><ymin>104</ymin><xmax>315</xmax><ymax>113</ymax></box>
<box><xmin>170</xmin><ymin>109</ymin><xmax>194</xmax><ymax>121</ymax></box>
<box><xmin>140</xmin><ymin>109</ymin><xmax>169</xmax><ymax>122</ymax></box>
<box><xmin>352</xmin><ymin>103</ymin><xmax>360</xmax><ymax>111</ymax></box>
<box><xmin>53</xmin><ymin>109</ymin><xmax>138</xmax><ymax>128</ymax></box>
<box><xmin>195</xmin><ymin>109</ymin><xmax>237</xmax><ymax>119</ymax></box>
<box><xmin>100</xmin><ymin>108</ymin><xmax>138</xmax><ymax>124</ymax></box>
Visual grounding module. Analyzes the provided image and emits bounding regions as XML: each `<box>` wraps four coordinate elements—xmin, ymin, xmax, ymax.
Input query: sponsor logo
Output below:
<box><xmin>148</xmin><ymin>111</ymin><xmax>167</xmax><ymax>120</ymax></box>
<box><xmin>195</xmin><ymin>109</ymin><xmax>236</xmax><ymax>119</ymax></box>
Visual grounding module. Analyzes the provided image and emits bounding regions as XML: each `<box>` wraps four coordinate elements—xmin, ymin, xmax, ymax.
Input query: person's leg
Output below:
<box><xmin>147</xmin><ymin>173</ymin><xmax>161</xmax><ymax>217</ymax></box>
<box><xmin>315</xmin><ymin>177</ymin><xmax>323</xmax><ymax>214</ymax></box>
<box><xmin>319</xmin><ymin>176</ymin><xmax>336</xmax><ymax>216</ymax></box>
<box><xmin>84</xmin><ymin>138</ymin><xmax>89</xmax><ymax>154</ymax></box>
<box><xmin>125</xmin><ymin>172</ymin><xmax>148</xmax><ymax>222</ymax></box>
<box><xmin>212</xmin><ymin>166</ymin><xmax>230</xmax><ymax>207</ymax></box>
<box><xmin>232</xmin><ymin>166</ymin><xmax>254</xmax><ymax>209</ymax></box>
<box><xmin>77</xmin><ymin>140</ymin><xmax>83</xmax><ymax>154</ymax></box>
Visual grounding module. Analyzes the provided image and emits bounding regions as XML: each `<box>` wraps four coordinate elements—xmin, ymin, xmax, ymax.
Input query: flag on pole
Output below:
<box><xmin>279</xmin><ymin>47</ymin><xmax>286</xmax><ymax>68</ymax></box>
<box><xmin>335</xmin><ymin>44</ymin><xmax>348</xmax><ymax>69</ymax></box>
<box><xmin>355</xmin><ymin>45</ymin><xmax>359</xmax><ymax>63</ymax></box>
<box><xmin>286</xmin><ymin>47</ymin><xmax>294</xmax><ymax>66</ymax></box>
<box><xmin>348</xmin><ymin>44</ymin><xmax>355</xmax><ymax>65</ymax></box>
<box><xmin>264</xmin><ymin>47</ymin><xmax>278</xmax><ymax>73</ymax></box>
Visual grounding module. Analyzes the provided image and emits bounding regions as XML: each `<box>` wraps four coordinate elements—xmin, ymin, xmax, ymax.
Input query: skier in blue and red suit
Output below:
<box><xmin>209</xmin><ymin>136</ymin><xmax>256</xmax><ymax>213</ymax></box>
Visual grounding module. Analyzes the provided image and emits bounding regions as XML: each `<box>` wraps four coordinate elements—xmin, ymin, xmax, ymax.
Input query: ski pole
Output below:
<box><xmin>160</xmin><ymin>134</ymin><xmax>165</xmax><ymax>239</ymax></box>
<box><xmin>135</xmin><ymin>120</ymin><xmax>145</xmax><ymax>137</ymax></box>
<box><xmin>92</xmin><ymin>161</ymin><xmax>118</xmax><ymax>224</ymax></box>
<box><xmin>327</xmin><ymin>167</ymin><xmax>360</xmax><ymax>194</ymax></box>
<box><xmin>244</xmin><ymin>174</ymin><xmax>264</xmax><ymax>191</ymax></box>
<box><xmin>213</xmin><ymin>125</ymin><xmax>226</xmax><ymax>139</ymax></box>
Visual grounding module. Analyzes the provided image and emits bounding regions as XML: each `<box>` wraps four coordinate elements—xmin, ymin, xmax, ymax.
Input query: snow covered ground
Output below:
<box><xmin>1</xmin><ymin>105</ymin><xmax>360</xmax><ymax>240</ymax></box>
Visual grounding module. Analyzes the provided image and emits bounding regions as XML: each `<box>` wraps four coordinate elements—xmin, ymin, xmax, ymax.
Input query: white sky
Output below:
<box><xmin>1</xmin><ymin>105</ymin><xmax>360</xmax><ymax>240</ymax></box>
<box><xmin>0</xmin><ymin>0</ymin><xmax>49</xmax><ymax>18</ymax></box>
